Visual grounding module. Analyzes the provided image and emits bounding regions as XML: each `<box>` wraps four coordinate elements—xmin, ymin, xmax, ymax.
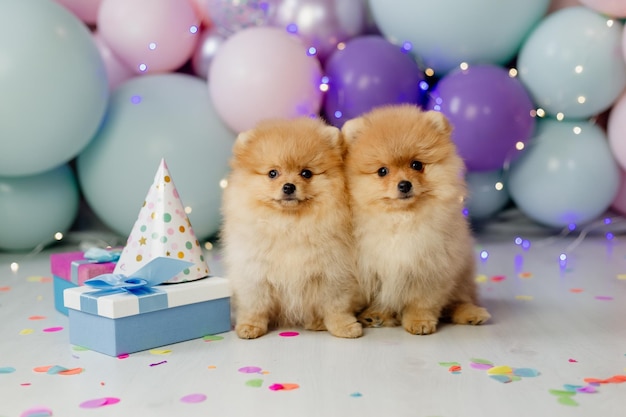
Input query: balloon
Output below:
<box><xmin>93</xmin><ymin>31</ymin><xmax>135</xmax><ymax>91</ymax></box>
<box><xmin>206</xmin><ymin>0</ymin><xmax>277</xmax><ymax>36</ymax></box>
<box><xmin>465</xmin><ymin>170</ymin><xmax>510</xmax><ymax>222</ymax></box>
<box><xmin>323</xmin><ymin>35</ymin><xmax>425</xmax><ymax>128</ymax></box>
<box><xmin>270</xmin><ymin>0</ymin><xmax>368</xmax><ymax>62</ymax></box>
<box><xmin>579</xmin><ymin>0</ymin><xmax>626</xmax><ymax>17</ymax></box>
<box><xmin>508</xmin><ymin>119</ymin><xmax>619</xmax><ymax>228</ymax></box>
<box><xmin>54</xmin><ymin>0</ymin><xmax>102</xmax><ymax>24</ymax></box>
<box><xmin>368</xmin><ymin>0</ymin><xmax>549</xmax><ymax>76</ymax></box>
<box><xmin>517</xmin><ymin>7</ymin><xmax>626</xmax><ymax>119</ymax></box>
<box><xmin>209</xmin><ymin>27</ymin><xmax>323</xmax><ymax>132</ymax></box>
<box><xmin>191</xmin><ymin>27</ymin><xmax>227</xmax><ymax>79</ymax></box>
<box><xmin>0</xmin><ymin>165</ymin><xmax>79</xmax><ymax>251</ymax></box>
<box><xmin>426</xmin><ymin>64</ymin><xmax>536</xmax><ymax>172</ymax></box>
<box><xmin>0</xmin><ymin>0</ymin><xmax>108</xmax><ymax>177</ymax></box>
<box><xmin>97</xmin><ymin>0</ymin><xmax>200</xmax><ymax>74</ymax></box>
<box><xmin>608</xmin><ymin>91</ymin><xmax>626</xmax><ymax>170</ymax></box>
<box><xmin>190</xmin><ymin>0</ymin><xmax>212</xmax><ymax>26</ymax></box>
<box><xmin>548</xmin><ymin>0</ymin><xmax>582</xmax><ymax>13</ymax></box>
<box><xmin>610</xmin><ymin>166</ymin><xmax>626</xmax><ymax>216</ymax></box>
<box><xmin>77</xmin><ymin>74</ymin><xmax>236</xmax><ymax>240</ymax></box>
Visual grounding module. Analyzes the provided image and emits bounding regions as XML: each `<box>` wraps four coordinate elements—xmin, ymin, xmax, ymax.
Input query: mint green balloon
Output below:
<box><xmin>508</xmin><ymin>119</ymin><xmax>619</xmax><ymax>228</ymax></box>
<box><xmin>77</xmin><ymin>74</ymin><xmax>235</xmax><ymax>240</ymax></box>
<box><xmin>466</xmin><ymin>170</ymin><xmax>510</xmax><ymax>222</ymax></box>
<box><xmin>517</xmin><ymin>7</ymin><xmax>626</xmax><ymax>119</ymax></box>
<box><xmin>0</xmin><ymin>165</ymin><xmax>79</xmax><ymax>251</ymax></box>
<box><xmin>368</xmin><ymin>0</ymin><xmax>549</xmax><ymax>75</ymax></box>
<box><xmin>0</xmin><ymin>0</ymin><xmax>108</xmax><ymax>176</ymax></box>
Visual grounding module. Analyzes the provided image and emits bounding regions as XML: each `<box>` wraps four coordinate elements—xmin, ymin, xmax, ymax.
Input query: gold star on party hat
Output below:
<box><xmin>113</xmin><ymin>158</ymin><xmax>210</xmax><ymax>283</ymax></box>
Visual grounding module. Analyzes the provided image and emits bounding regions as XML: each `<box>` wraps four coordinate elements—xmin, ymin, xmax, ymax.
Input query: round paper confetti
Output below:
<box><xmin>180</xmin><ymin>393</ymin><xmax>207</xmax><ymax>403</ymax></box>
<box><xmin>79</xmin><ymin>397</ymin><xmax>120</xmax><ymax>409</ymax></box>
<box><xmin>20</xmin><ymin>406</ymin><xmax>53</xmax><ymax>417</ymax></box>
<box><xmin>238</xmin><ymin>366</ymin><xmax>262</xmax><ymax>374</ymax></box>
<box><xmin>42</xmin><ymin>327</ymin><xmax>63</xmax><ymax>333</ymax></box>
<box><xmin>279</xmin><ymin>331</ymin><xmax>299</xmax><ymax>337</ymax></box>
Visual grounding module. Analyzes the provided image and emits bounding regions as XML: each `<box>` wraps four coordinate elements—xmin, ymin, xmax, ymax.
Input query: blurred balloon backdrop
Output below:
<box><xmin>2</xmin><ymin>0</ymin><xmax>626</xmax><ymax>251</ymax></box>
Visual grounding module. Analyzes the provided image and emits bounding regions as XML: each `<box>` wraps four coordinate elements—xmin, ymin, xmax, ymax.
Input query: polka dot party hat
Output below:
<box><xmin>113</xmin><ymin>158</ymin><xmax>210</xmax><ymax>283</ymax></box>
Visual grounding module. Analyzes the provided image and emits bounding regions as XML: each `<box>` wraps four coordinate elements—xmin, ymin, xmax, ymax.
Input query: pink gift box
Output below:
<box><xmin>50</xmin><ymin>251</ymin><xmax>118</xmax><ymax>315</ymax></box>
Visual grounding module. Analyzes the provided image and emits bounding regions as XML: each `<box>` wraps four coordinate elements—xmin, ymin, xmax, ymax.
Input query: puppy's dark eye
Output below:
<box><xmin>377</xmin><ymin>167</ymin><xmax>388</xmax><ymax>177</ymax></box>
<box><xmin>268</xmin><ymin>169</ymin><xmax>279</xmax><ymax>179</ymax></box>
<box><xmin>300</xmin><ymin>169</ymin><xmax>312</xmax><ymax>179</ymax></box>
<box><xmin>411</xmin><ymin>161</ymin><xmax>424</xmax><ymax>172</ymax></box>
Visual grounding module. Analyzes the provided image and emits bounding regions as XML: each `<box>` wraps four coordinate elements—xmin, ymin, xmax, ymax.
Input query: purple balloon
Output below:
<box><xmin>323</xmin><ymin>35</ymin><xmax>425</xmax><ymax>128</ymax></box>
<box><xmin>426</xmin><ymin>64</ymin><xmax>536</xmax><ymax>172</ymax></box>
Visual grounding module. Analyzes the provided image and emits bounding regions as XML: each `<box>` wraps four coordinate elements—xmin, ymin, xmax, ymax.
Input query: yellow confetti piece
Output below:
<box><xmin>515</xmin><ymin>295</ymin><xmax>534</xmax><ymax>301</ymax></box>
<box><xmin>617</xmin><ymin>274</ymin><xmax>626</xmax><ymax>280</ymax></box>
<box><xmin>26</xmin><ymin>276</ymin><xmax>52</xmax><ymax>283</ymax></box>
<box><xmin>487</xmin><ymin>365</ymin><xmax>513</xmax><ymax>375</ymax></box>
<box><xmin>149</xmin><ymin>349</ymin><xmax>171</xmax><ymax>355</ymax></box>
<box><xmin>19</xmin><ymin>329</ymin><xmax>34</xmax><ymax>335</ymax></box>
<box><xmin>518</xmin><ymin>272</ymin><xmax>533</xmax><ymax>279</ymax></box>
<box><xmin>207</xmin><ymin>365</ymin><xmax>217</xmax><ymax>370</ymax></box>
<box><xmin>475</xmin><ymin>274</ymin><xmax>488</xmax><ymax>283</ymax></box>
<box><xmin>261</xmin><ymin>371</ymin><xmax>271</xmax><ymax>375</ymax></box>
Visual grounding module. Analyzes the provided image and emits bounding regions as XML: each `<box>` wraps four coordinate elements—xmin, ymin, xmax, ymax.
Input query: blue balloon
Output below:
<box><xmin>0</xmin><ymin>0</ymin><xmax>108</xmax><ymax>176</ymax></box>
<box><xmin>466</xmin><ymin>170</ymin><xmax>510</xmax><ymax>222</ymax></box>
<box><xmin>77</xmin><ymin>74</ymin><xmax>236</xmax><ymax>240</ymax></box>
<box><xmin>508</xmin><ymin>119</ymin><xmax>619</xmax><ymax>228</ymax></box>
<box><xmin>0</xmin><ymin>165</ymin><xmax>79</xmax><ymax>251</ymax></box>
<box><xmin>517</xmin><ymin>7</ymin><xmax>626</xmax><ymax>119</ymax></box>
<box><xmin>369</xmin><ymin>0</ymin><xmax>550</xmax><ymax>75</ymax></box>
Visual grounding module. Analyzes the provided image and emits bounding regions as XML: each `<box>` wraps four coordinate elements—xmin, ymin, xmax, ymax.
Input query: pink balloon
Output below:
<box><xmin>97</xmin><ymin>0</ymin><xmax>200</xmax><ymax>74</ymax></box>
<box><xmin>579</xmin><ymin>0</ymin><xmax>626</xmax><ymax>17</ymax></box>
<box><xmin>608</xmin><ymin>91</ymin><xmax>626</xmax><ymax>170</ymax></box>
<box><xmin>610</xmin><ymin>165</ymin><xmax>626</xmax><ymax>215</ymax></box>
<box><xmin>190</xmin><ymin>0</ymin><xmax>212</xmax><ymax>26</ymax></box>
<box><xmin>209</xmin><ymin>27</ymin><xmax>323</xmax><ymax>132</ymax></box>
<box><xmin>92</xmin><ymin>31</ymin><xmax>135</xmax><ymax>90</ymax></box>
<box><xmin>54</xmin><ymin>0</ymin><xmax>102</xmax><ymax>24</ymax></box>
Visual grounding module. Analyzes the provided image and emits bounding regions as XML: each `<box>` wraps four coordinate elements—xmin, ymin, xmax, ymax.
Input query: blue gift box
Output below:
<box><xmin>63</xmin><ymin>276</ymin><xmax>231</xmax><ymax>356</ymax></box>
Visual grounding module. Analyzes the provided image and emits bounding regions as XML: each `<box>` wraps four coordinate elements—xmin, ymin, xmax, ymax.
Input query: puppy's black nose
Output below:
<box><xmin>397</xmin><ymin>180</ymin><xmax>412</xmax><ymax>194</ymax></box>
<box><xmin>282</xmin><ymin>183</ymin><xmax>296</xmax><ymax>195</ymax></box>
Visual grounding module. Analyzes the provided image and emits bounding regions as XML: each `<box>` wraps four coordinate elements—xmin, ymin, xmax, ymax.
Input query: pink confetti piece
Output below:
<box><xmin>576</xmin><ymin>386</ymin><xmax>597</xmax><ymax>393</ymax></box>
<box><xmin>490</xmin><ymin>275</ymin><xmax>506</xmax><ymax>282</ymax></box>
<box><xmin>568</xmin><ymin>359</ymin><xmax>578</xmax><ymax>363</ymax></box>
<box><xmin>279</xmin><ymin>331</ymin><xmax>299</xmax><ymax>337</ymax></box>
<box><xmin>268</xmin><ymin>383</ymin><xmax>285</xmax><ymax>391</ymax></box>
<box><xmin>117</xmin><ymin>353</ymin><xmax>129</xmax><ymax>359</ymax></box>
<box><xmin>20</xmin><ymin>406</ymin><xmax>53</xmax><ymax>417</ymax></box>
<box><xmin>149</xmin><ymin>360</ymin><xmax>167</xmax><ymax>367</ymax></box>
<box><xmin>180</xmin><ymin>393</ymin><xmax>207</xmax><ymax>403</ymax></box>
<box><xmin>268</xmin><ymin>383</ymin><xmax>299</xmax><ymax>391</ymax></box>
<box><xmin>42</xmin><ymin>327</ymin><xmax>63</xmax><ymax>333</ymax></box>
<box><xmin>28</xmin><ymin>316</ymin><xmax>46</xmax><ymax>320</ymax></box>
<box><xmin>595</xmin><ymin>296</ymin><xmax>613</xmax><ymax>301</ymax></box>
<box><xmin>238</xmin><ymin>366</ymin><xmax>262</xmax><ymax>374</ymax></box>
<box><xmin>79</xmin><ymin>397</ymin><xmax>120</xmax><ymax>409</ymax></box>
<box><xmin>0</xmin><ymin>286</ymin><xmax>11</xmax><ymax>292</ymax></box>
<box><xmin>570</xmin><ymin>288</ymin><xmax>584</xmax><ymax>293</ymax></box>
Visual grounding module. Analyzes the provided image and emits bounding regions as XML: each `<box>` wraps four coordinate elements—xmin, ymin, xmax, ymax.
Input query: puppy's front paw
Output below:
<box><xmin>403</xmin><ymin>319</ymin><xmax>438</xmax><ymax>335</ymax></box>
<box><xmin>329</xmin><ymin>321</ymin><xmax>363</xmax><ymax>338</ymax></box>
<box><xmin>452</xmin><ymin>303</ymin><xmax>491</xmax><ymax>325</ymax></box>
<box><xmin>236</xmin><ymin>323</ymin><xmax>267</xmax><ymax>339</ymax></box>
<box><xmin>357</xmin><ymin>309</ymin><xmax>398</xmax><ymax>328</ymax></box>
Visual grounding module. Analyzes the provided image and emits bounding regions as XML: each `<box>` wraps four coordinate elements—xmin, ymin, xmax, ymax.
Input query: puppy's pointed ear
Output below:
<box><xmin>341</xmin><ymin>117</ymin><xmax>366</xmax><ymax>144</ymax></box>
<box><xmin>425</xmin><ymin>110</ymin><xmax>453</xmax><ymax>136</ymax></box>
<box><xmin>233</xmin><ymin>129</ymin><xmax>254</xmax><ymax>151</ymax></box>
<box><xmin>322</xmin><ymin>124</ymin><xmax>342</xmax><ymax>147</ymax></box>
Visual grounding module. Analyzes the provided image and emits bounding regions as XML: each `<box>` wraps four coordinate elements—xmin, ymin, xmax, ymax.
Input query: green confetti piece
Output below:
<box><xmin>470</xmin><ymin>358</ymin><xmax>493</xmax><ymax>365</ymax></box>
<box><xmin>438</xmin><ymin>362</ymin><xmax>461</xmax><ymax>367</ymax></box>
<box><xmin>202</xmin><ymin>335</ymin><xmax>224</xmax><ymax>342</ymax></box>
<box><xmin>549</xmin><ymin>389</ymin><xmax>576</xmax><ymax>397</ymax></box>
<box><xmin>558</xmin><ymin>396</ymin><xmax>579</xmax><ymax>406</ymax></box>
<box><xmin>245</xmin><ymin>379</ymin><xmax>263</xmax><ymax>388</ymax></box>
<box><xmin>72</xmin><ymin>346</ymin><xmax>89</xmax><ymax>351</ymax></box>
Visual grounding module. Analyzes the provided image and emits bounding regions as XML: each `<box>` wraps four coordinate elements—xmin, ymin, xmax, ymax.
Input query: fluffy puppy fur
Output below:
<box><xmin>342</xmin><ymin>105</ymin><xmax>491</xmax><ymax>335</ymax></box>
<box><xmin>221</xmin><ymin>117</ymin><xmax>364</xmax><ymax>339</ymax></box>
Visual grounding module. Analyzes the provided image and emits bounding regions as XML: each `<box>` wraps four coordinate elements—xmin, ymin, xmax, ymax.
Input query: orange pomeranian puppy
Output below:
<box><xmin>342</xmin><ymin>105</ymin><xmax>490</xmax><ymax>335</ymax></box>
<box><xmin>220</xmin><ymin>117</ymin><xmax>364</xmax><ymax>339</ymax></box>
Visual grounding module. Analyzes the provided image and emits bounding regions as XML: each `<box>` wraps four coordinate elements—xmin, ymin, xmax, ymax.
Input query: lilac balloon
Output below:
<box><xmin>191</xmin><ymin>27</ymin><xmax>227</xmax><ymax>79</ymax></box>
<box><xmin>427</xmin><ymin>65</ymin><xmax>536</xmax><ymax>172</ymax></box>
<box><xmin>324</xmin><ymin>35</ymin><xmax>425</xmax><ymax>128</ymax></box>
<box><xmin>271</xmin><ymin>0</ymin><xmax>368</xmax><ymax>62</ymax></box>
